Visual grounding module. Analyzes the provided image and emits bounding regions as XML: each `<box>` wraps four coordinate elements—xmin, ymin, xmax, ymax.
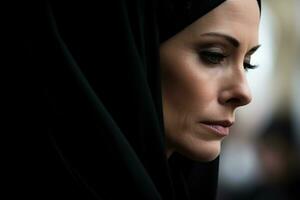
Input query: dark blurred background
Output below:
<box><xmin>217</xmin><ymin>0</ymin><xmax>300</xmax><ymax>199</ymax></box>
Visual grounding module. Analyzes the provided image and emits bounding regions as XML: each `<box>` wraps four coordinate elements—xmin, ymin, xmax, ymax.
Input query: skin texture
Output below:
<box><xmin>161</xmin><ymin>0</ymin><xmax>260</xmax><ymax>161</ymax></box>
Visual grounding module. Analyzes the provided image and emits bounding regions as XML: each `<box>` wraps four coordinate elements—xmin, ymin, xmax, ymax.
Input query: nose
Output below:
<box><xmin>219</xmin><ymin>70</ymin><xmax>252</xmax><ymax>108</ymax></box>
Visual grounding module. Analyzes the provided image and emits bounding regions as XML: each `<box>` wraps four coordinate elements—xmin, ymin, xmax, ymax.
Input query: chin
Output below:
<box><xmin>179</xmin><ymin>140</ymin><xmax>221</xmax><ymax>162</ymax></box>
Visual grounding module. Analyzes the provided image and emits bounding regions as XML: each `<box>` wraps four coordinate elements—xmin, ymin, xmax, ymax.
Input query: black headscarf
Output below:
<box><xmin>18</xmin><ymin>0</ymin><xmax>260</xmax><ymax>199</ymax></box>
<box><xmin>158</xmin><ymin>0</ymin><xmax>261</xmax><ymax>42</ymax></box>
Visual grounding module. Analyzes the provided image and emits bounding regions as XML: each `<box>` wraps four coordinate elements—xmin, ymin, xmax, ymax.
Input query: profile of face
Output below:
<box><xmin>161</xmin><ymin>0</ymin><xmax>260</xmax><ymax>161</ymax></box>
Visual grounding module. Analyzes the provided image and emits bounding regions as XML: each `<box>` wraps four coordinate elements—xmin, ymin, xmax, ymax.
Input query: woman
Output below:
<box><xmin>21</xmin><ymin>0</ymin><xmax>261</xmax><ymax>199</ymax></box>
<box><xmin>160</xmin><ymin>0</ymin><xmax>261</xmax><ymax>162</ymax></box>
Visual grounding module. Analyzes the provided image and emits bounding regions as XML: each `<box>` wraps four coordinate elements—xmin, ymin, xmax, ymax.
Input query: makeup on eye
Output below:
<box><xmin>244</xmin><ymin>62</ymin><xmax>258</xmax><ymax>71</ymax></box>
<box><xmin>197</xmin><ymin>32</ymin><xmax>261</xmax><ymax>66</ymax></box>
<box><xmin>243</xmin><ymin>45</ymin><xmax>261</xmax><ymax>71</ymax></box>
<box><xmin>244</xmin><ymin>55</ymin><xmax>258</xmax><ymax>71</ymax></box>
<box><xmin>199</xmin><ymin>49</ymin><xmax>258</xmax><ymax>71</ymax></box>
<box><xmin>199</xmin><ymin>50</ymin><xmax>228</xmax><ymax>65</ymax></box>
<box><xmin>199</xmin><ymin>32</ymin><xmax>261</xmax><ymax>54</ymax></box>
<box><xmin>196</xmin><ymin>44</ymin><xmax>229</xmax><ymax>65</ymax></box>
<box><xmin>198</xmin><ymin>47</ymin><xmax>259</xmax><ymax>71</ymax></box>
<box><xmin>201</xmin><ymin>52</ymin><xmax>259</xmax><ymax>71</ymax></box>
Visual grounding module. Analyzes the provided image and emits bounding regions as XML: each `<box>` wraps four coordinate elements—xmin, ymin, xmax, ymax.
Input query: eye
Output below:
<box><xmin>199</xmin><ymin>51</ymin><xmax>227</xmax><ymax>65</ymax></box>
<box><xmin>244</xmin><ymin>56</ymin><xmax>258</xmax><ymax>71</ymax></box>
<box><xmin>243</xmin><ymin>62</ymin><xmax>258</xmax><ymax>71</ymax></box>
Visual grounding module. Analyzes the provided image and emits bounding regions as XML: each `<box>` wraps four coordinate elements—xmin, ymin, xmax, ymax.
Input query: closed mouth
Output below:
<box><xmin>199</xmin><ymin>120</ymin><xmax>234</xmax><ymax>136</ymax></box>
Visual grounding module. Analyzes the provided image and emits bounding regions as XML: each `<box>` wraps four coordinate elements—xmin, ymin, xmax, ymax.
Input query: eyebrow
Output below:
<box><xmin>200</xmin><ymin>32</ymin><xmax>261</xmax><ymax>53</ymax></box>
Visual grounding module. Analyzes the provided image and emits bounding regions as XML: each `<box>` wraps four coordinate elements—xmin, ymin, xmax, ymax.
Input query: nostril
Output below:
<box><xmin>219</xmin><ymin>74</ymin><xmax>252</xmax><ymax>107</ymax></box>
<box><xmin>220</xmin><ymin>87</ymin><xmax>252</xmax><ymax>108</ymax></box>
<box><xmin>227</xmin><ymin>94</ymin><xmax>252</xmax><ymax>107</ymax></box>
<box><xmin>226</xmin><ymin>95</ymin><xmax>252</xmax><ymax>107</ymax></box>
<box><xmin>226</xmin><ymin>98</ymin><xmax>242</xmax><ymax>107</ymax></box>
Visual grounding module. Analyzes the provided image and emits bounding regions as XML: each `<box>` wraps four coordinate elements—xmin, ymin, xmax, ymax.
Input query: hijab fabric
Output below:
<box><xmin>22</xmin><ymin>0</ymin><xmax>260</xmax><ymax>199</ymax></box>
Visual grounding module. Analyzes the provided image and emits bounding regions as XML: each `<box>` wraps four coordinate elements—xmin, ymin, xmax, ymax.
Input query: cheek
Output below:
<box><xmin>162</xmin><ymin>61</ymin><xmax>216</xmax><ymax>114</ymax></box>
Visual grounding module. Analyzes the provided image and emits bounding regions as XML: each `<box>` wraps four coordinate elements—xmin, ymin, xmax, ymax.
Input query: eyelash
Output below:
<box><xmin>199</xmin><ymin>51</ymin><xmax>258</xmax><ymax>71</ymax></box>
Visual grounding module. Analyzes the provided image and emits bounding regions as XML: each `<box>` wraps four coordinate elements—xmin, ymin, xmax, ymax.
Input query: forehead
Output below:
<box><xmin>219</xmin><ymin>0</ymin><xmax>260</xmax><ymax>26</ymax></box>
<box><xmin>188</xmin><ymin>0</ymin><xmax>260</xmax><ymax>46</ymax></box>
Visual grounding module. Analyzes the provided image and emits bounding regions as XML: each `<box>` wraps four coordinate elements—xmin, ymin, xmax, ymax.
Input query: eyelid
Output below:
<box><xmin>200</xmin><ymin>46</ymin><xmax>228</xmax><ymax>56</ymax></box>
<box><xmin>199</xmin><ymin>51</ymin><xmax>228</xmax><ymax>65</ymax></box>
<box><xmin>246</xmin><ymin>51</ymin><xmax>255</xmax><ymax>57</ymax></box>
<box><xmin>247</xmin><ymin>45</ymin><xmax>261</xmax><ymax>55</ymax></box>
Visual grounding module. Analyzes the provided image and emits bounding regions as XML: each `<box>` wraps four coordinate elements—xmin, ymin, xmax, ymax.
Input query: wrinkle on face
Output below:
<box><xmin>161</xmin><ymin>0</ymin><xmax>260</xmax><ymax>161</ymax></box>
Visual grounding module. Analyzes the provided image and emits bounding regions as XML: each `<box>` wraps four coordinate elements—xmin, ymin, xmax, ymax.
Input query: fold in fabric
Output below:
<box><xmin>33</xmin><ymin>1</ymin><xmax>173</xmax><ymax>199</ymax></box>
<box><xmin>15</xmin><ymin>0</ymin><xmax>250</xmax><ymax>199</ymax></box>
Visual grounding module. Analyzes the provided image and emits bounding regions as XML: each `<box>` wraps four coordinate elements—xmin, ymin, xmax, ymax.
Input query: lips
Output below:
<box><xmin>199</xmin><ymin>120</ymin><xmax>233</xmax><ymax>136</ymax></box>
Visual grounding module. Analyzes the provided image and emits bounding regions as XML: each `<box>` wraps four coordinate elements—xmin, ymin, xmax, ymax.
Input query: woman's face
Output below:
<box><xmin>161</xmin><ymin>0</ymin><xmax>260</xmax><ymax>161</ymax></box>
